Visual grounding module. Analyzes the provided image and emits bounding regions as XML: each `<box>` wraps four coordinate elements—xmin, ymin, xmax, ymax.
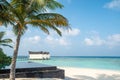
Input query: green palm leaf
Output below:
<box><xmin>0</xmin><ymin>31</ymin><xmax>13</xmax><ymax>48</ymax></box>
<box><xmin>0</xmin><ymin>39</ymin><xmax>13</xmax><ymax>43</ymax></box>
<box><xmin>0</xmin><ymin>44</ymin><xmax>13</xmax><ymax>48</ymax></box>
<box><xmin>0</xmin><ymin>32</ymin><xmax>5</xmax><ymax>40</ymax></box>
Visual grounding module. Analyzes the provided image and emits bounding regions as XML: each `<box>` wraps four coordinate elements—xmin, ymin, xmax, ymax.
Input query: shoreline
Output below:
<box><xmin>59</xmin><ymin>66</ymin><xmax>120</xmax><ymax>72</ymax></box>
<box><xmin>1</xmin><ymin>67</ymin><xmax>120</xmax><ymax>80</ymax></box>
<box><xmin>60</xmin><ymin>67</ymin><xmax>120</xmax><ymax>80</ymax></box>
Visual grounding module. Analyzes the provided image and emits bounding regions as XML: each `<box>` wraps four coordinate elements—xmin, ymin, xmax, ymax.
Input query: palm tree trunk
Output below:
<box><xmin>9</xmin><ymin>33</ymin><xmax>21</xmax><ymax>80</ymax></box>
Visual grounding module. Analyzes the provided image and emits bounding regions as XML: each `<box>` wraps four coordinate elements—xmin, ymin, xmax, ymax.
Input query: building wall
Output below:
<box><xmin>29</xmin><ymin>54</ymin><xmax>50</xmax><ymax>60</ymax></box>
<box><xmin>29</xmin><ymin>54</ymin><xmax>43</xmax><ymax>59</ymax></box>
<box><xmin>46</xmin><ymin>54</ymin><xmax>50</xmax><ymax>59</ymax></box>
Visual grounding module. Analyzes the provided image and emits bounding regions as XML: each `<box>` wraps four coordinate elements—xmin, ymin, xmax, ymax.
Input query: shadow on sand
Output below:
<box><xmin>65</xmin><ymin>74</ymin><xmax>120</xmax><ymax>80</ymax></box>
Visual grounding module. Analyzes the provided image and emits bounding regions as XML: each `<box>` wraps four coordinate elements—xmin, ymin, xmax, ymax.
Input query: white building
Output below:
<box><xmin>29</xmin><ymin>51</ymin><xmax>50</xmax><ymax>60</ymax></box>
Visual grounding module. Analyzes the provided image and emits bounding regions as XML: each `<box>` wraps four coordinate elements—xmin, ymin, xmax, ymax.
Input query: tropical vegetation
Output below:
<box><xmin>0</xmin><ymin>31</ymin><xmax>13</xmax><ymax>48</ymax></box>
<box><xmin>0</xmin><ymin>0</ymin><xmax>69</xmax><ymax>80</ymax></box>
<box><xmin>0</xmin><ymin>31</ymin><xmax>12</xmax><ymax>69</ymax></box>
<box><xmin>0</xmin><ymin>48</ymin><xmax>11</xmax><ymax>69</ymax></box>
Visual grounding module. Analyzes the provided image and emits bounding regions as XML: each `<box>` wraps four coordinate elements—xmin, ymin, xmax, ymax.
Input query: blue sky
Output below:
<box><xmin>1</xmin><ymin>0</ymin><xmax>120</xmax><ymax>56</ymax></box>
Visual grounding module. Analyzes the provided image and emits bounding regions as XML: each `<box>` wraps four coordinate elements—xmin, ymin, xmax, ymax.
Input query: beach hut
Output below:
<box><xmin>29</xmin><ymin>51</ymin><xmax>50</xmax><ymax>60</ymax></box>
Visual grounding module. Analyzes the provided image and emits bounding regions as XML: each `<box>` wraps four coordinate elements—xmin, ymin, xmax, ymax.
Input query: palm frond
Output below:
<box><xmin>0</xmin><ymin>1</ymin><xmax>8</xmax><ymax>11</ymax></box>
<box><xmin>25</xmin><ymin>13</ymin><xmax>69</xmax><ymax>36</ymax></box>
<box><xmin>25</xmin><ymin>0</ymin><xmax>63</xmax><ymax>16</ymax></box>
<box><xmin>48</xmin><ymin>25</ymin><xmax>62</xmax><ymax>36</ymax></box>
<box><xmin>0</xmin><ymin>0</ymin><xmax>17</xmax><ymax>26</ymax></box>
<box><xmin>11</xmin><ymin>0</ymin><xmax>29</xmax><ymax>17</ymax></box>
<box><xmin>3</xmin><ymin>0</ymin><xmax>24</xmax><ymax>24</ymax></box>
<box><xmin>0</xmin><ymin>39</ymin><xmax>13</xmax><ymax>44</ymax></box>
<box><xmin>26</xmin><ymin>0</ymin><xmax>46</xmax><ymax>15</ymax></box>
<box><xmin>0</xmin><ymin>12</ymin><xmax>15</xmax><ymax>26</ymax></box>
<box><xmin>0</xmin><ymin>32</ymin><xmax>5</xmax><ymax>40</ymax></box>
<box><xmin>45</xmin><ymin>0</ymin><xmax>63</xmax><ymax>10</ymax></box>
<box><xmin>0</xmin><ymin>44</ymin><xmax>13</xmax><ymax>48</ymax></box>
<box><xmin>38</xmin><ymin>25</ymin><xmax>50</xmax><ymax>34</ymax></box>
<box><xmin>13</xmin><ymin>23</ymin><xmax>27</xmax><ymax>36</ymax></box>
<box><xmin>0</xmin><ymin>31</ymin><xmax>13</xmax><ymax>48</ymax></box>
<box><xmin>27</xmin><ymin>13</ymin><xmax>69</xmax><ymax>27</ymax></box>
<box><xmin>29</xmin><ymin>13</ymin><xmax>68</xmax><ymax>26</ymax></box>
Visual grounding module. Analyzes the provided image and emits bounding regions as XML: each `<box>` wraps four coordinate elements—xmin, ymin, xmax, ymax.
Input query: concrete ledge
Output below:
<box><xmin>0</xmin><ymin>62</ymin><xmax>64</xmax><ymax>79</ymax></box>
<box><xmin>0</xmin><ymin>69</ymin><xmax>64</xmax><ymax>79</ymax></box>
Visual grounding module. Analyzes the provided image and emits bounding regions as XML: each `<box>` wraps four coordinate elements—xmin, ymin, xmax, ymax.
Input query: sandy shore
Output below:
<box><xmin>60</xmin><ymin>67</ymin><xmax>120</xmax><ymax>80</ymax></box>
<box><xmin>1</xmin><ymin>67</ymin><xmax>120</xmax><ymax>80</ymax></box>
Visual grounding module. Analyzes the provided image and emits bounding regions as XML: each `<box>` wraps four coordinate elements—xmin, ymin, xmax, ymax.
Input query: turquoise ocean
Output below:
<box><xmin>17</xmin><ymin>56</ymin><xmax>120</xmax><ymax>71</ymax></box>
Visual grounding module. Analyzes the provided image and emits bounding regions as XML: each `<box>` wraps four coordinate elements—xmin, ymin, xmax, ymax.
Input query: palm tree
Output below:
<box><xmin>0</xmin><ymin>31</ymin><xmax>13</xmax><ymax>48</ymax></box>
<box><xmin>0</xmin><ymin>0</ymin><xmax>69</xmax><ymax>80</ymax></box>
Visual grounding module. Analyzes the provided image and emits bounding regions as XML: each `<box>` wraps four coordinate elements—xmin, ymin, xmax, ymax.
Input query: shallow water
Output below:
<box><xmin>17</xmin><ymin>56</ymin><xmax>120</xmax><ymax>71</ymax></box>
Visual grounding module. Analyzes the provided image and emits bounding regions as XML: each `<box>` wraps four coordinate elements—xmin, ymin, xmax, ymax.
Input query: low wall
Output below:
<box><xmin>0</xmin><ymin>69</ymin><xmax>64</xmax><ymax>79</ymax></box>
<box><xmin>0</xmin><ymin>62</ymin><xmax>64</xmax><ymax>79</ymax></box>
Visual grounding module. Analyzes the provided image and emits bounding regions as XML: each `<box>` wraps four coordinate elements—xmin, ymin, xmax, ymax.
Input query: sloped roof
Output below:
<box><xmin>29</xmin><ymin>51</ymin><xmax>49</xmax><ymax>54</ymax></box>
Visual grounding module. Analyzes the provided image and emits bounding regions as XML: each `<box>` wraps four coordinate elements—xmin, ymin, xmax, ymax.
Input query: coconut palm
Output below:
<box><xmin>0</xmin><ymin>0</ymin><xmax>69</xmax><ymax>80</ymax></box>
<box><xmin>0</xmin><ymin>31</ymin><xmax>13</xmax><ymax>48</ymax></box>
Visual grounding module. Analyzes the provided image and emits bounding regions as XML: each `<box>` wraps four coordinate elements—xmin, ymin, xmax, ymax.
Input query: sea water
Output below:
<box><xmin>17</xmin><ymin>56</ymin><xmax>120</xmax><ymax>71</ymax></box>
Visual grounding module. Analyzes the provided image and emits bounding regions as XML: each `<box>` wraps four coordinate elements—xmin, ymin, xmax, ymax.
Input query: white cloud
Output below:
<box><xmin>67</xmin><ymin>28</ymin><xmax>80</xmax><ymax>36</ymax></box>
<box><xmin>59</xmin><ymin>38</ymin><xmax>69</xmax><ymax>46</ymax></box>
<box><xmin>84</xmin><ymin>38</ymin><xmax>93</xmax><ymax>46</ymax></box>
<box><xmin>104</xmin><ymin>0</ymin><xmax>120</xmax><ymax>10</ymax></box>
<box><xmin>84</xmin><ymin>36</ymin><xmax>105</xmax><ymax>46</ymax></box>
<box><xmin>106</xmin><ymin>34</ymin><xmax>120</xmax><ymax>47</ymax></box>
<box><xmin>45</xmin><ymin>36</ymin><xmax>55</xmax><ymax>44</ymax></box>
<box><xmin>61</xmin><ymin>28</ymin><xmax>80</xmax><ymax>36</ymax></box>
<box><xmin>45</xmin><ymin>36</ymin><xmax>70</xmax><ymax>46</ymax></box>
<box><xmin>46</xmin><ymin>28</ymin><xmax>80</xmax><ymax>37</ymax></box>
<box><xmin>44</xmin><ymin>28</ymin><xmax>80</xmax><ymax>46</ymax></box>
<box><xmin>108</xmin><ymin>34</ymin><xmax>120</xmax><ymax>42</ymax></box>
<box><xmin>23</xmin><ymin>36</ymin><xmax>41</xmax><ymax>44</ymax></box>
<box><xmin>84</xmin><ymin>33</ymin><xmax>120</xmax><ymax>48</ymax></box>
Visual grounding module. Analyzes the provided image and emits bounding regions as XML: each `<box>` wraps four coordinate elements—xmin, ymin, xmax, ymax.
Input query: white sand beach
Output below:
<box><xmin>1</xmin><ymin>67</ymin><xmax>120</xmax><ymax>80</ymax></box>
<box><xmin>60</xmin><ymin>67</ymin><xmax>120</xmax><ymax>80</ymax></box>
